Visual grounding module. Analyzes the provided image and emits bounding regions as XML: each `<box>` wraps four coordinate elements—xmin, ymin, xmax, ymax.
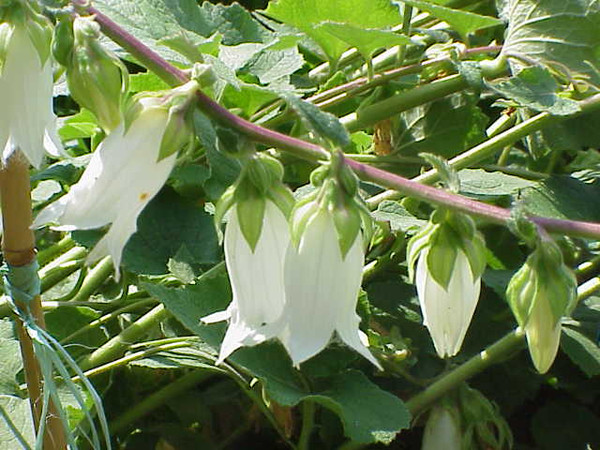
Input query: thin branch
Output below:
<box><xmin>80</xmin><ymin>4</ymin><xmax>600</xmax><ymax>240</ymax></box>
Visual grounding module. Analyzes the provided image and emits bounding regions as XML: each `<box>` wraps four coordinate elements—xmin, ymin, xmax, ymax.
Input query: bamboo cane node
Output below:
<box><xmin>2</xmin><ymin>247</ymin><xmax>37</xmax><ymax>266</ymax></box>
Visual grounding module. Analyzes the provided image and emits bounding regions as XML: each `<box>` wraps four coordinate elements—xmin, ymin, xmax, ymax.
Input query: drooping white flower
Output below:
<box><xmin>421</xmin><ymin>406</ymin><xmax>462</xmax><ymax>450</ymax></box>
<box><xmin>33</xmin><ymin>100</ymin><xmax>177</xmax><ymax>275</ymax></box>
<box><xmin>278</xmin><ymin>209</ymin><xmax>380</xmax><ymax>368</ymax></box>
<box><xmin>415</xmin><ymin>248</ymin><xmax>481</xmax><ymax>358</ymax></box>
<box><xmin>0</xmin><ymin>21</ymin><xmax>60</xmax><ymax>167</ymax></box>
<box><xmin>202</xmin><ymin>201</ymin><xmax>290</xmax><ymax>363</ymax></box>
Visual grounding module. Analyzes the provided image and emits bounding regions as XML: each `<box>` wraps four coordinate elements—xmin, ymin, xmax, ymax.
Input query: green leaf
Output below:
<box><xmin>307</xmin><ymin>370</ymin><xmax>410</xmax><ymax>444</ymax></box>
<box><xmin>561</xmin><ymin>326</ymin><xmax>600</xmax><ymax>378</ymax></box>
<box><xmin>457</xmin><ymin>169</ymin><xmax>536</xmax><ymax>200</ymax></box>
<box><xmin>123</xmin><ymin>189</ymin><xmax>221</xmax><ymax>275</ymax></box>
<box><xmin>0</xmin><ymin>320</ymin><xmax>24</xmax><ymax>396</ymax></box>
<box><xmin>264</xmin><ymin>0</ymin><xmax>402</xmax><ymax>65</ymax></box>
<box><xmin>393</xmin><ymin>94</ymin><xmax>488</xmax><ymax>159</ymax></box>
<box><xmin>372</xmin><ymin>200</ymin><xmax>427</xmax><ymax>234</ymax></box>
<box><xmin>0</xmin><ymin>396</ymin><xmax>35</xmax><ymax>449</ymax></box>
<box><xmin>130</xmin><ymin>71</ymin><xmax>170</xmax><ymax>92</ymax></box>
<box><xmin>317</xmin><ymin>22</ymin><xmax>411</xmax><ymax>61</ymax></box>
<box><xmin>500</xmin><ymin>0</ymin><xmax>600</xmax><ymax>87</ymax></box>
<box><xmin>487</xmin><ymin>67</ymin><xmax>580</xmax><ymax>116</ymax></box>
<box><xmin>399</xmin><ymin>0</ymin><xmax>502</xmax><ymax>38</ymax></box>
<box><xmin>58</xmin><ymin>109</ymin><xmax>100</xmax><ymax>142</ymax></box>
<box><xmin>282</xmin><ymin>93</ymin><xmax>351</xmax><ymax>148</ymax></box>
<box><xmin>520</xmin><ymin>176</ymin><xmax>600</xmax><ymax>222</ymax></box>
<box><xmin>93</xmin><ymin>0</ymin><xmax>271</xmax><ymax>64</ymax></box>
<box><xmin>531</xmin><ymin>400</ymin><xmax>600</xmax><ymax>450</ymax></box>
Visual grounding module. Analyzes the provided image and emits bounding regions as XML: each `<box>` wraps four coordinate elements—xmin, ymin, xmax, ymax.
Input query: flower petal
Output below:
<box><xmin>525</xmin><ymin>289</ymin><xmax>562</xmax><ymax>373</ymax></box>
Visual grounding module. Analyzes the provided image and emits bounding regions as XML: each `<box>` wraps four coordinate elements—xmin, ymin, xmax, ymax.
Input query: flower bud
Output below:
<box><xmin>506</xmin><ymin>236</ymin><xmax>577</xmax><ymax>373</ymax></box>
<box><xmin>421</xmin><ymin>405</ymin><xmax>462</xmax><ymax>450</ymax></box>
<box><xmin>66</xmin><ymin>15</ymin><xmax>128</xmax><ymax>132</ymax></box>
<box><xmin>407</xmin><ymin>211</ymin><xmax>486</xmax><ymax>358</ymax></box>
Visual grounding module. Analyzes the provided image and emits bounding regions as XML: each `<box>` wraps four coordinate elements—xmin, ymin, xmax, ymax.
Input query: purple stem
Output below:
<box><xmin>84</xmin><ymin>5</ymin><xmax>600</xmax><ymax>240</ymax></box>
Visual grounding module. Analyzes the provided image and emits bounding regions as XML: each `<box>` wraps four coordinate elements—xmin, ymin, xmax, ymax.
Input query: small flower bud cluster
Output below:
<box><xmin>206</xmin><ymin>154</ymin><xmax>381</xmax><ymax>368</ymax></box>
<box><xmin>506</xmin><ymin>235</ymin><xmax>577</xmax><ymax>373</ymax></box>
<box><xmin>54</xmin><ymin>15</ymin><xmax>129</xmax><ymax>132</ymax></box>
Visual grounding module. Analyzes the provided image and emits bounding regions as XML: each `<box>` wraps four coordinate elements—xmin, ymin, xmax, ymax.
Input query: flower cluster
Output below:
<box><xmin>205</xmin><ymin>153</ymin><xmax>381</xmax><ymax>369</ymax></box>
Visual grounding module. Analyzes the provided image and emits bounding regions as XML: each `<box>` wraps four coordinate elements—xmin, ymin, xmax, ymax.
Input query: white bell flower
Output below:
<box><xmin>0</xmin><ymin>25</ymin><xmax>61</xmax><ymax>168</ymax></box>
<box><xmin>33</xmin><ymin>101</ymin><xmax>177</xmax><ymax>276</ymax></box>
<box><xmin>202</xmin><ymin>201</ymin><xmax>290</xmax><ymax>363</ymax></box>
<box><xmin>278</xmin><ymin>209</ymin><xmax>381</xmax><ymax>369</ymax></box>
<box><xmin>415</xmin><ymin>248</ymin><xmax>481</xmax><ymax>358</ymax></box>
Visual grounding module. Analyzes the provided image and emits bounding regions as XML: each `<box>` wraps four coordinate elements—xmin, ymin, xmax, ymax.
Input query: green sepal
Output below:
<box><xmin>24</xmin><ymin>7</ymin><xmax>52</xmax><ymax>67</ymax></box>
<box><xmin>331</xmin><ymin>199</ymin><xmax>362</xmax><ymax>259</ymax></box>
<box><xmin>246</xmin><ymin>155</ymin><xmax>276</xmax><ymax>195</ymax></box>
<box><xmin>426</xmin><ymin>226</ymin><xmax>459</xmax><ymax>290</ymax></box>
<box><xmin>0</xmin><ymin>21</ymin><xmax>14</xmax><ymax>75</ymax></box>
<box><xmin>267</xmin><ymin>183</ymin><xmax>295</xmax><ymax>219</ymax></box>
<box><xmin>420</xmin><ymin>153</ymin><xmax>460</xmax><ymax>193</ymax></box>
<box><xmin>191</xmin><ymin>62</ymin><xmax>217</xmax><ymax>88</ymax></box>
<box><xmin>461</xmin><ymin>230</ymin><xmax>487</xmax><ymax>280</ymax></box>
<box><xmin>52</xmin><ymin>16</ymin><xmax>74</xmax><ymax>66</ymax></box>
<box><xmin>289</xmin><ymin>198</ymin><xmax>319</xmax><ymax>250</ymax></box>
<box><xmin>235</xmin><ymin>188</ymin><xmax>266</xmax><ymax>252</ymax></box>
<box><xmin>213</xmin><ymin>186</ymin><xmax>236</xmax><ymax>244</ymax></box>
<box><xmin>357</xmin><ymin>202</ymin><xmax>374</xmax><ymax>250</ymax></box>
<box><xmin>406</xmin><ymin>220</ymin><xmax>436</xmax><ymax>281</ymax></box>
<box><xmin>122</xmin><ymin>95</ymin><xmax>149</xmax><ymax>134</ymax></box>
<box><xmin>158</xmin><ymin>104</ymin><xmax>193</xmax><ymax>161</ymax></box>
<box><xmin>338</xmin><ymin>163</ymin><xmax>359</xmax><ymax>197</ymax></box>
<box><xmin>505</xmin><ymin>261</ymin><xmax>537</xmax><ymax>327</ymax></box>
<box><xmin>309</xmin><ymin>164</ymin><xmax>330</xmax><ymax>187</ymax></box>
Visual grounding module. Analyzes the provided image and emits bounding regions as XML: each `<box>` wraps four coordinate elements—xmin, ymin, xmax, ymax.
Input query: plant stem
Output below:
<box><xmin>78</xmin><ymin>303</ymin><xmax>170</xmax><ymax>370</ymax></box>
<box><xmin>70</xmin><ymin>256</ymin><xmax>114</xmax><ymax>302</ymax></box>
<box><xmin>83</xmin><ymin>5</ymin><xmax>600</xmax><ymax>240</ymax></box>
<box><xmin>0</xmin><ymin>153</ymin><xmax>67</xmax><ymax>450</ymax></box>
<box><xmin>109</xmin><ymin>369</ymin><xmax>215</xmax><ymax>434</ymax></box>
<box><xmin>405</xmin><ymin>329</ymin><xmax>525</xmax><ymax>416</ymax></box>
<box><xmin>36</xmin><ymin>236</ymin><xmax>75</xmax><ymax>267</ymax></box>
<box><xmin>61</xmin><ymin>298</ymin><xmax>157</xmax><ymax>344</ymax></box>
<box><xmin>39</xmin><ymin>246</ymin><xmax>86</xmax><ymax>292</ymax></box>
<box><xmin>297</xmin><ymin>400</ymin><xmax>316</xmax><ymax>450</ymax></box>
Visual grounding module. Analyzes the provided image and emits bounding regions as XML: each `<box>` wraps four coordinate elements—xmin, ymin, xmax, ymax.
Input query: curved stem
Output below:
<box><xmin>80</xmin><ymin>4</ymin><xmax>600</xmax><ymax>241</ymax></box>
<box><xmin>405</xmin><ymin>329</ymin><xmax>525</xmax><ymax>416</ymax></box>
<box><xmin>297</xmin><ymin>400</ymin><xmax>316</xmax><ymax>450</ymax></box>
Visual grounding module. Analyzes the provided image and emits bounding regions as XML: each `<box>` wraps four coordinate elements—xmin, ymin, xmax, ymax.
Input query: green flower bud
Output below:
<box><xmin>506</xmin><ymin>236</ymin><xmax>577</xmax><ymax>373</ymax></box>
<box><xmin>66</xmin><ymin>15</ymin><xmax>128</xmax><ymax>131</ymax></box>
<box><xmin>52</xmin><ymin>15</ymin><xmax>74</xmax><ymax>66</ymax></box>
<box><xmin>191</xmin><ymin>62</ymin><xmax>217</xmax><ymax>88</ymax></box>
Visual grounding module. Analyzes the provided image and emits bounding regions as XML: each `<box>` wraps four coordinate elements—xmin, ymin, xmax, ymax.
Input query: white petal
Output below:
<box><xmin>279</xmin><ymin>211</ymin><xmax>340</xmax><ymax>366</ymax></box>
<box><xmin>1</xmin><ymin>27</ymin><xmax>57</xmax><ymax>168</ymax></box>
<box><xmin>421</xmin><ymin>406</ymin><xmax>462</xmax><ymax>450</ymax></box>
<box><xmin>334</xmin><ymin>235</ymin><xmax>381</xmax><ymax>369</ymax></box>
<box><xmin>208</xmin><ymin>201</ymin><xmax>290</xmax><ymax>361</ymax></box>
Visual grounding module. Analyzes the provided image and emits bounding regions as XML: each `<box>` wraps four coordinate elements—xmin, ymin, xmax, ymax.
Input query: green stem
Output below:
<box><xmin>297</xmin><ymin>400</ymin><xmax>316</xmax><ymax>450</ymax></box>
<box><xmin>405</xmin><ymin>329</ymin><xmax>525</xmax><ymax>416</ymax></box>
<box><xmin>341</xmin><ymin>74</ymin><xmax>467</xmax><ymax>132</ymax></box>
<box><xmin>70</xmin><ymin>256</ymin><xmax>114</xmax><ymax>303</ymax></box>
<box><xmin>109</xmin><ymin>369</ymin><xmax>215</xmax><ymax>434</ymax></box>
<box><xmin>78</xmin><ymin>303</ymin><xmax>170</xmax><ymax>370</ymax></box>
<box><xmin>36</xmin><ymin>236</ymin><xmax>75</xmax><ymax>267</ymax></box>
<box><xmin>39</xmin><ymin>246</ymin><xmax>86</xmax><ymax>292</ymax></box>
<box><xmin>61</xmin><ymin>298</ymin><xmax>157</xmax><ymax>344</ymax></box>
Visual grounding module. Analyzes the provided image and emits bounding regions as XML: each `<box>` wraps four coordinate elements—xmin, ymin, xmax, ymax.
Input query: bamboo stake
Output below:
<box><xmin>0</xmin><ymin>152</ymin><xmax>67</xmax><ymax>449</ymax></box>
